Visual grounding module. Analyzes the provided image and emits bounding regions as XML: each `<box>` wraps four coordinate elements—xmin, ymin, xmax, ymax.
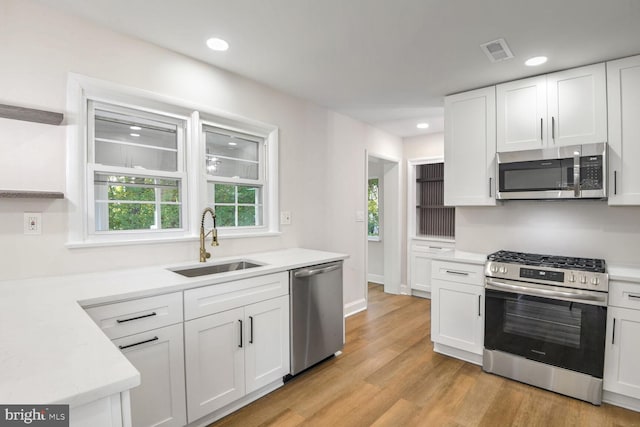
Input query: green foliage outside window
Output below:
<box><xmin>212</xmin><ymin>183</ymin><xmax>260</xmax><ymax>227</ymax></box>
<box><xmin>368</xmin><ymin>178</ymin><xmax>379</xmax><ymax>237</ymax></box>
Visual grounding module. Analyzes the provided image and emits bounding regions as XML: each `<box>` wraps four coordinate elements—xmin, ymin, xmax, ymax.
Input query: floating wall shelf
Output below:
<box><xmin>0</xmin><ymin>190</ymin><xmax>64</xmax><ymax>199</ymax></box>
<box><xmin>0</xmin><ymin>103</ymin><xmax>64</xmax><ymax>125</ymax></box>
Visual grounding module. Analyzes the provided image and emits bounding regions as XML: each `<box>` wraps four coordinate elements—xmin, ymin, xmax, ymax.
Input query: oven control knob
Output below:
<box><xmin>499</xmin><ymin>266</ymin><xmax>507</xmax><ymax>273</ymax></box>
<box><xmin>568</xmin><ymin>274</ymin><xmax>575</xmax><ymax>282</ymax></box>
<box><xmin>490</xmin><ymin>265</ymin><xmax>498</xmax><ymax>273</ymax></box>
<box><xmin>591</xmin><ymin>277</ymin><xmax>599</xmax><ymax>285</ymax></box>
<box><xmin>580</xmin><ymin>275</ymin><xmax>587</xmax><ymax>284</ymax></box>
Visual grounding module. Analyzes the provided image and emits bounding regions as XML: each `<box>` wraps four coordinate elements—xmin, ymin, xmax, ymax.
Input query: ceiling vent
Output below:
<box><xmin>480</xmin><ymin>38</ymin><xmax>514</xmax><ymax>63</ymax></box>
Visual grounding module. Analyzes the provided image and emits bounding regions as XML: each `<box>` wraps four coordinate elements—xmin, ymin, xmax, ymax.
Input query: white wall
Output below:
<box><xmin>367</xmin><ymin>161</ymin><xmax>384</xmax><ymax>283</ymax></box>
<box><xmin>0</xmin><ymin>0</ymin><xmax>402</xmax><ymax>313</ymax></box>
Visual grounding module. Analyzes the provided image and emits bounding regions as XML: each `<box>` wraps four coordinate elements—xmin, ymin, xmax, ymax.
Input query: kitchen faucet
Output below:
<box><xmin>199</xmin><ymin>207</ymin><xmax>219</xmax><ymax>262</ymax></box>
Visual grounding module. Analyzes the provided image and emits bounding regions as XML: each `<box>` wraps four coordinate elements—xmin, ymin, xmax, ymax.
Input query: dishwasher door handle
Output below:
<box><xmin>294</xmin><ymin>264</ymin><xmax>340</xmax><ymax>278</ymax></box>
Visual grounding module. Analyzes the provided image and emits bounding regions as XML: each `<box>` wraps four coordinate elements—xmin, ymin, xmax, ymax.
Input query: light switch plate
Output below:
<box><xmin>24</xmin><ymin>212</ymin><xmax>42</xmax><ymax>235</ymax></box>
<box><xmin>280</xmin><ymin>211</ymin><xmax>291</xmax><ymax>225</ymax></box>
<box><xmin>355</xmin><ymin>210</ymin><xmax>365</xmax><ymax>222</ymax></box>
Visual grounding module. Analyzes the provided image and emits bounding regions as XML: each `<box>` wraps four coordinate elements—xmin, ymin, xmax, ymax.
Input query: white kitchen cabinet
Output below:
<box><xmin>604</xmin><ymin>306</ymin><xmax>640</xmax><ymax>400</ymax></box>
<box><xmin>604</xmin><ymin>278</ymin><xmax>640</xmax><ymax>406</ymax></box>
<box><xmin>85</xmin><ymin>292</ymin><xmax>186</xmax><ymax>427</ymax></box>
<box><xmin>430</xmin><ymin>260</ymin><xmax>484</xmax><ymax>365</ymax></box>
<box><xmin>497</xmin><ymin>63</ymin><xmax>607</xmax><ymax>152</ymax></box>
<box><xmin>607</xmin><ymin>55</ymin><xmax>640</xmax><ymax>205</ymax></box>
<box><xmin>113</xmin><ymin>324</ymin><xmax>186</xmax><ymax>427</ymax></box>
<box><xmin>184</xmin><ymin>295</ymin><xmax>289</xmax><ymax>423</ymax></box>
<box><xmin>409</xmin><ymin>240</ymin><xmax>454</xmax><ymax>297</ymax></box>
<box><xmin>444</xmin><ymin>86</ymin><xmax>497</xmax><ymax>206</ymax></box>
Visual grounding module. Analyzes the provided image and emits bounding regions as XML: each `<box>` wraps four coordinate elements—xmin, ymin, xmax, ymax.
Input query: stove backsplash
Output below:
<box><xmin>454</xmin><ymin>201</ymin><xmax>640</xmax><ymax>265</ymax></box>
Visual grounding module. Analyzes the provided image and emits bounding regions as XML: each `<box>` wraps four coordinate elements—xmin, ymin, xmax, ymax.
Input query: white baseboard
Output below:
<box><xmin>411</xmin><ymin>289</ymin><xmax>431</xmax><ymax>299</ymax></box>
<box><xmin>344</xmin><ymin>298</ymin><xmax>367</xmax><ymax>317</ymax></box>
<box><xmin>603</xmin><ymin>390</ymin><xmax>640</xmax><ymax>412</ymax></box>
<box><xmin>399</xmin><ymin>282</ymin><xmax>410</xmax><ymax>295</ymax></box>
<box><xmin>433</xmin><ymin>342</ymin><xmax>482</xmax><ymax>366</ymax></box>
<box><xmin>367</xmin><ymin>274</ymin><xmax>384</xmax><ymax>284</ymax></box>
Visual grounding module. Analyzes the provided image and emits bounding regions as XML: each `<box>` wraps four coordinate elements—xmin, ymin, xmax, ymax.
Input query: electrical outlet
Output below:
<box><xmin>280</xmin><ymin>211</ymin><xmax>291</xmax><ymax>225</ymax></box>
<box><xmin>24</xmin><ymin>212</ymin><xmax>42</xmax><ymax>235</ymax></box>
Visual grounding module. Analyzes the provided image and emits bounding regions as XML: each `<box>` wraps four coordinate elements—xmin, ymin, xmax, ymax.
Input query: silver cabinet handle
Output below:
<box><xmin>552</xmin><ymin>116</ymin><xmax>555</xmax><ymax>140</ymax></box>
<box><xmin>116</xmin><ymin>312</ymin><xmax>157</xmax><ymax>324</ymax></box>
<box><xmin>478</xmin><ymin>295</ymin><xmax>481</xmax><ymax>317</ymax></box>
<box><xmin>294</xmin><ymin>264</ymin><xmax>340</xmax><ymax>278</ymax></box>
<box><xmin>489</xmin><ymin>177</ymin><xmax>492</xmax><ymax>198</ymax></box>
<box><xmin>614</xmin><ymin>171</ymin><xmax>617</xmax><ymax>195</ymax></box>
<box><xmin>238</xmin><ymin>319</ymin><xmax>243</xmax><ymax>348</ymax></box>
<box><xmin>540</xmin><ymin>118</ymin><xmax>543</xmax><ymax>141</ymax></box>
<box><xmin>428</xmin><ymin>246</ymin><xmax>443</xmax><ymax>250</ymax></box>
<box><xmin>445</xmin><ymin>270</ymin><xmax>469</xmax><ymax>276</ymax></box>
<box><xmin>628</xmin><ymin>293</ymin><xmax>640</xmax><ymax>300</ymax></box>
<box><xmin>118</xmin><ymin>336</ymin><xmax>158</xmax><ymax>350</ymax></box>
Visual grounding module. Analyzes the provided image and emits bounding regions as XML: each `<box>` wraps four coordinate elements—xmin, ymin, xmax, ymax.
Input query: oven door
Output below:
<box><xmin>484</xmin><ymin>278</ymin><xmax>607</xmax><ymax>378</ymax></box>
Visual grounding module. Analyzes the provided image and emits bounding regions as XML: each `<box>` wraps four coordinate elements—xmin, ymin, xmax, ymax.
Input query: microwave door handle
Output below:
<box><xmin>574</xmin><ymin>151</ymin><xmax>580</xmax><ymax>197</ymax></box>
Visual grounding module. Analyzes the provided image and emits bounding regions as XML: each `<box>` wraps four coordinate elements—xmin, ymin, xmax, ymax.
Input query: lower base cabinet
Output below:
<box><xmin>184</xmin><ymin>295</ymin><xmax>290</xmax><ymax>423</ymax></box>
<box><xmin>430</xmin><ymin>260</ymin><xmax>484</xmax><ymax>364</ymax></box>
<box><xmin>604</xmin><ymin>306</ymin><xmax>640</xmax><ymax>399</ymax></box>
<box><xmin>113</xmin><ymin>323</ymin><xmax>187</xmax><ymax>427</ymax></box>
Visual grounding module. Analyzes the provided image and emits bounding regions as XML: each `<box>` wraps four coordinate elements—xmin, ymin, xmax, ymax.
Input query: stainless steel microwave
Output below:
<box><xmin>497</xmin><ymin>143</ymin><xmax>607</xmax><ymax>200</ymax></box>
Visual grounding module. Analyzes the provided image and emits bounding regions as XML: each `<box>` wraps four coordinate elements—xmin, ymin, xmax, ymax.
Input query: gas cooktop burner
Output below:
<box><xmin>488</xmin><ymin>250</ymin><xmax>606</xmax><ymax>273</ymax></box>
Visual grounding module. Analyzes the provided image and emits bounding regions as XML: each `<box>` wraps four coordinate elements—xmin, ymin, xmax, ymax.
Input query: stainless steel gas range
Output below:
<box><xmin>482</xmin><ymin>250</ymin><xmax>608</xmax><ymax>405</ymax></box>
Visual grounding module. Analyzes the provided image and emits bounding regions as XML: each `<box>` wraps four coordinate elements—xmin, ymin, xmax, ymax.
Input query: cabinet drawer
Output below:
<box><xmin>609</xmin><ymin>280</ymin><xmax>640</xmax><ymax>310</ymax></box>
<box><xmin>431</xmin><ymin>260</ymin><xmax>484</xmax><ymax>286</ymax></box>
<box><xmin>411</xmin><ymin>242</ymin><xmax>454</xmax><ymax>255</ymax></box>
<box><xmin>184</xmin><ymin>272</ymin><xmax>288</xmax><ymax>321</ymax></box>
<box><xmin>86</xmin><ymin>292</ymin><xmax>183</xmax><ymax>340</ymax></box>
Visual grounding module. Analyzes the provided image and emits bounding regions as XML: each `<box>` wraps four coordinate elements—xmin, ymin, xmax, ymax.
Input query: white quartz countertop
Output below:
<box><xmin>430</xmin><ymin>250</ymin><xmax>487</xmax><ymax>265</ymax></box>
<box><xmin>0</xmin><ymin>248</ymin><xmax>347</xmax><ymax>408</ymax></box>
<box><xmin>608</xmin><ymin>264</ymin><xmax>640</xmax><ymax>282</ymax></box>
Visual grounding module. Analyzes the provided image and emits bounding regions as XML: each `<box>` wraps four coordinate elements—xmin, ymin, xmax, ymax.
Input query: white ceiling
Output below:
<box><xmin>37</xmin><ymin>0</ymin><xmax>640</xmax><ymax>137</ymax></box>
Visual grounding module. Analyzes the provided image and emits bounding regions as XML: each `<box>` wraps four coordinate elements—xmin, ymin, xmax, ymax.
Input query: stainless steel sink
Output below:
<box><xmin>171</xmin><ymin>260</ymin><xmax>263</xmax><ymax>277</ymax></box>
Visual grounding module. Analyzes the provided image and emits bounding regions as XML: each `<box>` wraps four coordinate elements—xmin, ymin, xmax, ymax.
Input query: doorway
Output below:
<box><xmin>365</xmin><ymin>152</ymin><xmax>401</xmax><ymax>300</ymax></box>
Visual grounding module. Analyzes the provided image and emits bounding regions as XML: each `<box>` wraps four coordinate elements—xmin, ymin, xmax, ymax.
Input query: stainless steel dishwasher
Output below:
<box><xmin>289</xmin><ymin>261</ymin><xmax>344</xmax><ymax>376</ymax></box>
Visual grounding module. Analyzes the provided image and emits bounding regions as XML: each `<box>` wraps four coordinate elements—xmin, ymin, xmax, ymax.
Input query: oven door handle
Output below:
<box><xmin>485</xmin><ymin>279</ymin><xmax>607</xmax><ymax>306</ymax></box>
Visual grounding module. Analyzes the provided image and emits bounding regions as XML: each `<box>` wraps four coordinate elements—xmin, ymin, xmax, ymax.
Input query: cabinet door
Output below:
<box><xmin>497</xmin><ymin>76</ymin><xmax>547</xmax><ymax>152</ymax></box>
<box><xmin>444</xmin><ymin>86</ymin><xmax>497</xmax><ymax>206</ymax></box>
<box><xmin>547</xmin><ymin>63</ymin><xmax>607</xmax><ymax>147</ymax></box>
<box><xmin>244</xmin><ymin>296</ymin><xmax>290</xmax><ymax>393</ymax></box>
<box><xmin>604</xmin><ymin>306</ymin><xmax>640</xmax><ymax>399</ymax></box>
<box><xmin>607</xmin><ymin>55</ymin><xmax>640</xmax><ymax>205</ymax></box>
<box><xmin>410</xmin><ymin>251</ymin><xmax>434</xmax><ymax>293</ymax></box>
<box><xmin>431</xmin><ymin>278</ymin><xmax>483</xmax><ymax>355</ymax></box>
<box><xmin>184</xmin><ymin>308</ymin><xmax>245</xmax><ymax>422</ymax></box>
<box><xmin>113</xmin><ymin>323</ymin><xmax>186</xmax><ymax>427</ymax></box>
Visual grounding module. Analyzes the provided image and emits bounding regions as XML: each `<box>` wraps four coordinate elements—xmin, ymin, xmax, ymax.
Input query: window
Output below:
<box><xmin>87</xmin><ymin>101</ymin><xmax>188</xmax><ymax>237</ymax></box>
<box><xmin>203</xmin><ymin>124</ymin><xmax>267</xmax><ymax>232</ymax></box>
<box><xmin>368</xmin><ymin>177</ymin><xmax>380</xmax><ymax>240</ymax></box>
<box><xmin>66</xmin><ymin>74</ymin><xmax>279</xmax><ymax>246</ymax></box>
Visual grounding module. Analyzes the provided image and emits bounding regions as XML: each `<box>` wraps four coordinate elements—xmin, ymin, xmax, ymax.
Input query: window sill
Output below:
<box><xmin>368</xmin><ymin>236</ymin><xmax>382</xmax><ymax>242</ymax></box>
<box><xmin>67</xmin><ymin>230</ymin><xmax>282</xmax><ymax>249</ymax></box>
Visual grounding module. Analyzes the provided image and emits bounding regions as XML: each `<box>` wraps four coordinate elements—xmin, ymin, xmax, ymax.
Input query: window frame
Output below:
<box><xmin>199</xmin><ymin>115</ymin><xmax>279</xmax><ymax>238</ymax></box>
<box><xmin>87</xmin><ymin>100</ymin><xmax>189</xmax><ymax>237</ymax></box>
<box><xmin>66</xmin><ymin>74</ymin><xmax>280</xmax><ymax>247</ymax></box>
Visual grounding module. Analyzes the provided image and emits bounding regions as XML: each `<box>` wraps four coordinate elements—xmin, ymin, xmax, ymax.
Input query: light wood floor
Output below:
<box><xmin>211</xmin><ymin>283</ymin><xmax>640</xmax><ymax>427</ymax></box>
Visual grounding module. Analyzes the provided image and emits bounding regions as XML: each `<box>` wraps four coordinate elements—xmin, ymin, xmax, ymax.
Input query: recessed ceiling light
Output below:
<box><xmin>417</xmin><ymin>122</ymin><xmax>430</xmax><ymax>129</ymax></box>
<box><xmin>228</xmin><ymin>142</ymin><xmax>237</xmax><ymax>146</ymax></box>
<box><xmin>206</xmin><ymin>37</ymin><xmax>229</xmax><ymax>51</ymax></box>
<box><xmin>130</xmin><ymin>133</ymin><xmax>140</xmax><ymax>137</ymax></box>
<box><xmin>525</xmin><ymin>56</ymin><xmax>548</xmax><ymax>67</ymax></box>
<box><xmin>130</xmin><ymin>126</ymin><xmax>141</xmax><ymax>130</ymax></box>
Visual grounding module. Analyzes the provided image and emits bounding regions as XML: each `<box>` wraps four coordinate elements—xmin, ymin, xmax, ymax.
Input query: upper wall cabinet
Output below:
<box><xmin>497</xmin><ymin>63</ymin><xmax>607</xmax><ymax>152</ymax></box>
<box><xmin>444</xmin><ymin>86</ymin><xmax>497</xmax><ymax>206</ymax></box>
<box><xmin>607</xmin><ymin>55</ymin><xmax>640</xmax><ymax>205</ymax></box>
